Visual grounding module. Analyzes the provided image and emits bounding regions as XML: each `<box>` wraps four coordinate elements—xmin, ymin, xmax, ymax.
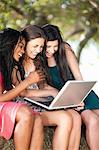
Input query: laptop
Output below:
<box><xmin>24</xmin><ymin>80</ymin><xmax>96</xmax><ymax>110</ymax></box>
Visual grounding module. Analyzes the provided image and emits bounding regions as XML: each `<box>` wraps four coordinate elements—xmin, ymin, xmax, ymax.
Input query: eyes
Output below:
<box><xmin>46</xmin><ymin>40</ymin><xmax>58</xmax><ymax>52</ymax></box>
<box><xmin>47</xmin><ymin>45</ymin><xmax>58</xmax><ymax>49</ymax></box>
<box><xmin>19</xmin><ymin>44</ymin><xmax>24</xmax><ymax>49</ymax></box>
<box><xmin>46</xmin><ymin>45</ymin><xmax>58</xmax><ymax>53</ymax></box>
<box><xmin>17</xmin><ymin>37</ymin><xmax>25</xmax><ymax>49</ymax></box>
<box><xmin>33</xmin><ymin>45</ymin><xmax>44</xmax><ymax>49</ymax></box>
<box><xmin>18</xmin><ymin>41</ymin><xmax>25</xmax><ymax>50</ymax></box>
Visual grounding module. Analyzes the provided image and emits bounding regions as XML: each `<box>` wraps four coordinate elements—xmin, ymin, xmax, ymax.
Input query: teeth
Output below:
<box><xmin>18</xmin><ymin>53</ymin><xmax>22</xmax><ymax>56</ymax></box>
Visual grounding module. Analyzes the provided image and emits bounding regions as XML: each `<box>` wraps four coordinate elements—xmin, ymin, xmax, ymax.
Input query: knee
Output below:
<box><xmin>73</xmin><ymin>111</ymin><xmax>82</xmax><ymax>127</ymax></box>
<box><xmin>88</xmin><ymin>116</ymin><xmax>99</xmax><ymax>130</ymax></box>
<box><xmin>16</xmin><ymin>105</ymin><xmax>34</xmax><ymax>125</ymax></box>
<box><xmin>82</xmin><ymin>112</ymin><xmax>99</xmax><ymax>130</ymax></box>
<box><xmin>57</xmin><ymin>111</ymin><xmax>73</xmax><ymax>130</ymax></box>
<box><xmin>34</xmin><ymin>115</ymin><xmax>43</xmax><ymax>128</ymax></box>
<box><xmin>67</xmin><ymin>110</ymin><xmax>82</xmax><ymax>126</ymax></box>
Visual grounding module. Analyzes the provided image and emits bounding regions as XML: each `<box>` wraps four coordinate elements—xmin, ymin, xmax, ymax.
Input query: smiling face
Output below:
<box><xmin>13</xmin><ymin>37</ymin><xmax>25</xmax><ymax>61</ymax></box>
<box><xmin>46</xmin><ymin>40</ymin><xmax>58</xmax><ymax>58</ymax></box>
<box><xmin>25</xmin><ymin>37</ymin><xmax>45</xmax><ymax>59</ymax></box>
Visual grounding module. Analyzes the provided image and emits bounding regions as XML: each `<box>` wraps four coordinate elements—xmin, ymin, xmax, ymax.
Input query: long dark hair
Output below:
<box><xmin>0</xmin><ymin>28</ymin><xmax>23</xmax><ymax>90</ymax></box>
<box><xmin>42</xmin><ymin>24</ymin><xmax>74</xmax><ymax>85</ymax></box>
<box><xmin>21</xmin><ymin>24</ymin><xmax>46</xmax><ymax>67</ymax></box>
<box><xmin>21</xmin><ymin>25</ymin><xmax>47</xmax><ymax>88</ymax></box>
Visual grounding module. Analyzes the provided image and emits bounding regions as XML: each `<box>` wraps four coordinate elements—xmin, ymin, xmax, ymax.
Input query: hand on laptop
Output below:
<box><xmin>74</xmin><ymin>102</ymin><xmax>85</xmax><ymax>111</ymax></box>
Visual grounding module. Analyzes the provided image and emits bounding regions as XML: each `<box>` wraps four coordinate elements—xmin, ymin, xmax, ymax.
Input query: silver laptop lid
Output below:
<box><xmin>49</xmin><ymin>80</ymin><xmax>96</xmax><ymax>109</ymax></box>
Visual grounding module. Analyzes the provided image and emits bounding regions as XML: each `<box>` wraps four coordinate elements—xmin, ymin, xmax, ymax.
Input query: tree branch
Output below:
<box><xmin>88</xmin><ymin>0</ymin><xmax>99</xmax><ymax>10</ymax></box>
<box><xmin>1</xmin><ymin>0</ymin><xmax>26</xmax><ymax>16</ymax></box>
<box><xmin>77</xmin><ymin>26</ymin><xmax>97</xmax><ymax>62</ymax></box>
<box><xmin>66</xmin><ymin>28</ymin><xmax>84</xmax><ymax>38</ymax></box>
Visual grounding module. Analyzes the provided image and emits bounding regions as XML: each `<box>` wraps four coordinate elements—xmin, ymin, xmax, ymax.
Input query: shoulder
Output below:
<box><xmin>63</xmin><ymin>42</ymin><xmax>72</xmax><ymax>51</ymax></box>
<box><xmin>63</xmin><ymin>42</ymin><xmax>75</xmax><ymax>57</ymax></box>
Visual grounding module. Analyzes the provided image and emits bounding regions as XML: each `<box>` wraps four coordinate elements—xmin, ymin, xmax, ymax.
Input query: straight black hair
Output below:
<box><xmin>42</xmin><ymin>24</ymin><xmax>74</xmax><ymax>86</ymax></box>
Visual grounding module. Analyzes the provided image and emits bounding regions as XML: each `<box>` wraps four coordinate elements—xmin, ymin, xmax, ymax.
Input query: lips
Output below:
<box><xmin>32</xmin><ymin>52</ymin><xmax>40</xmax><ymax>57</ymax></box>
<box><xmin>19</xmin><ymin>53</ymin><xmax>22</xmax><ymax>56</ymax></box>
<box><xmin>46</xmin><ymin>52</ymin><xmax>52</xmax><ymax>57</ymax></box>
<box><xmin>18</xmin><ymin>53</ymin><xmax>23</xmax><ymax>57</ymax></box>
<box><xmin>33</xmin><ymin>53</ymin><xmax>38</xmax><ymax>56</ymax></box>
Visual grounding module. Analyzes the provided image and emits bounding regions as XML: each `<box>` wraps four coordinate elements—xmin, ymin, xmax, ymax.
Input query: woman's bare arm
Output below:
<box><xmin>11</xmin><ymin>69</ymin><xmax>58</xmax><ymax>99</ymax></box>
<box><xmin>20</xmin><ymin>88</ymin><xmax>58</xmax><ymax>99</ymax></box>
<box><xmin>0</xmin><ymin>79</ymin><xmax>29</xmax><ymax>102</ymax></box>
<box><xmin>65</xmin><ymin>43</ymin><xmax>83</xmax><ymax>80</ymax></box>
<box><xmin>0</xmin><ymin>70</ymin><xmax>45</xmax><ymax>102</ymax></box>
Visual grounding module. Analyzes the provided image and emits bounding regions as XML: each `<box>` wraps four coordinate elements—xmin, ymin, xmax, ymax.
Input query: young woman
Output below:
<box><xmin>42</xmin><ymin>24</ymin><xmax>99</xmax><ymax>150</ymax></box>
<box><xmin>0</xmin><ymin>28</ymin><xmax>45</xmax><ymax>150</ymax></box>
<box><xmin>19</xmin><ymin>25</ymin><xmax>73</xmax><ymax>150</ymax></box>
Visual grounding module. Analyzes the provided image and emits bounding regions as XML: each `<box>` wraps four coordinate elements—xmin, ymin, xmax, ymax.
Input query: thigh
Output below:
<box><xmin>15</xmin><ymin>105</ymin><xmax>33</xmax><ymax>122</ymax></box>
<box><xmin>41</xmin><ymin>110</ymin><xmax>70</xmax><ymax>126</ymax></box>
<box><xmin>81</xmin><ymin>109</ymin><xmax>98</xmax><ymax>124</ymax></box>
<box><xmin>67</xmin><ymin>109</ymin><xmax>81</xmax><ymax>120</ymax></box>
<box><xmin>92</xmin><ymin>110</ymin><xmax>99</xmax><ymax>116</ymax></box>
<box><xmin>67</xmin><ymin>109</ymin><xmax>80</xmax><ymax>116</ymax></box>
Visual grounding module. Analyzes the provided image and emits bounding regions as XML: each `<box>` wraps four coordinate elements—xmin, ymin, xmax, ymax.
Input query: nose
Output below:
<box><xmin>49</xmin><ymin>47</ymin><xmax>55</xmax><ymax>53</ymax></box>
<box><xmin>21</xmin><ymin>48</ymin><xmax>25</xmax><ymax>54</ymax></box>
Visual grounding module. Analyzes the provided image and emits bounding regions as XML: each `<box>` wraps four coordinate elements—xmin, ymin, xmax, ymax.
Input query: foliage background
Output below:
<box><xmin>0</xmin><ymin>0</ymin><xmax>99</xmax><ymax>59</ymax></box>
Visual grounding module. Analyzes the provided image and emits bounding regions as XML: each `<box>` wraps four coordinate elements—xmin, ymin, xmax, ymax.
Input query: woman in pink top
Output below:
<box><xmin>0</xmin><ymin>28</ymin><xmax>45</xmax><ymax>150</ymax></box>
